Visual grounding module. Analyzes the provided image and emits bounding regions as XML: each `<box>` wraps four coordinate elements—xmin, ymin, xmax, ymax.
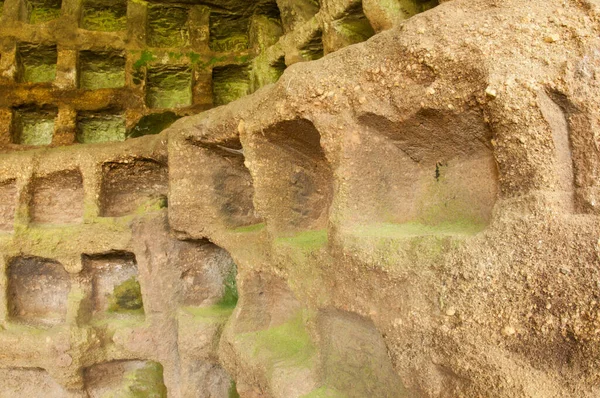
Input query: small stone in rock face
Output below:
<box><xmin>446</xmin><ymin>307</ymin><xmax>457</xmax><ymax>316</ymax></box>
<box><xmin>502</xmin><ymin>325</ymin><xmax>516</xmax><ymax>336</ymax></box>
<box><xmin>485</xmin><ymin>86</ymin><xmax>497</xmax><ymax>98</ymax></box>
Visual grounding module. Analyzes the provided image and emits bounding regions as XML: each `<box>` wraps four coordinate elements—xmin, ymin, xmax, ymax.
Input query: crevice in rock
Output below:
<box><xmin>299</xmin><ymin>29</ymin><xmax>324</xmax><ymax>61</ymax></box>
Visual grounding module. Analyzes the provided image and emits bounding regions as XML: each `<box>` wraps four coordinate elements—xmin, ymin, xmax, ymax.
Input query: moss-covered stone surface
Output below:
<box><xmin>13</xmin><ymin>108</ymin><xmax>56</xmax><ymax>145</ymax></box>
<box><xmin>81</xmin><ymin>0</ymin><xmax>127</xmax><ymax>31</ymax></box>
<box><xmin>212</xmin><ymin>64</ymin><xmax>250</xmax><ymax>106</ymax></box>
<box><xmin>146</xmin><ymin>66</ymin><xmax>192</xmax><ymax>108</ymax></box>
<box><xmin>108</xmin><ymin>276</ymin><xmax>144</xmax><ymax>313</ymax></box>
<box><xmin>26</xmin><ymin>0</ymin><xmax>61</xmax><ymax>24</ymax></box>
<box><xmin>79</xmin><ymin>51</ymin><xmax>126</xmax><ymax>89</ymax></box>
<box><xmin>209</xmin><ymin>12</ymin><xmax>250</xmax><ymax>52</ymax></box>
<box><xmin>17</xmin><ymin>43</ymin><xmax>57</xmax><ymax>83</ymax></box>
<box><xmin>147</xmin><ymin>4</ymin><xmax>190</xmax><ymax>48</ymax></box>
<box><xmin>76</xmin><ymin>112</ymin><xmax>126</xmax><ymax>143</ymax></box>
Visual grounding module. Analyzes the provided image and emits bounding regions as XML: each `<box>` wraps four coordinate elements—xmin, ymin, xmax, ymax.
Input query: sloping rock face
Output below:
<box><xmin>0</xmin><ymin>0</ymin><xmax>599</xmax><ymax>397</ymax></box>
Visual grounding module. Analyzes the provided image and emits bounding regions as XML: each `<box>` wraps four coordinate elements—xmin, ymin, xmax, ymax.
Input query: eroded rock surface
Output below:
<box><xmin>0</xmin><ymin>0</ymin><xmax>599</xmax><ymax>397</ymax></box>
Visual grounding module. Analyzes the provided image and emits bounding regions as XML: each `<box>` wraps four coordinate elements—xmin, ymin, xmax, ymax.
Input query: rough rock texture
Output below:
<box><xmin>1</xmin><ymin>0</ymin><xmax>600</xmax><ymax>397</ymax></box>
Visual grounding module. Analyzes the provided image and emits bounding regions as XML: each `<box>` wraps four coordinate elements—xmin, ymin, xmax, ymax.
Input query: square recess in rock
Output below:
<box><xmin>209</xmin><ymin>12</ymin><xmax>249</xmax><ymax>52</ymax></box>
<box><xmin>99</xmin><ymin>158</ymin><xmax>168</xmax><ymax>217</ymax></box>
<box><xmin>17</xmin><ymin>43</ymin><xmax>57</xmax><ymax>83</ymax></box>
<box><xmin>76</xmin><ymin>111</ymin><xmax>126</xmax><ymax>143</ymax></box>
<box><xmin>30</xmin><ymin>169</ymin><xmax>84</xmax><ymax>224</ymax></box>
<box><xmin>212</xmin><ymin>64</ymin><xmax>249</xmax><ymax>106</ymax></box>
<box><xmin>0</xmin><ymin>179</ymin><xmax>17</xmax><ymax>232</ymax></box>
<box><xmin>84</xmin><ymin>361</ymin><xmax>167</xmax><ymax>397</ymax></box>
<box><xmin>147</xmin><ymin>4</ymin><xmax>189</xmax><ymax>48</ymax></box>
<box><xmin>7</xmin><ymin>256</ymin><xmax>71</xmax><ymax>326</ymax></box>
<box><xmin>25</xmin><ymin>0</ymin><xmax>61</xmax><ymax>24</ymax></box>
<box><xmin>179</xmin><ymin>241</ymin><xmax>237</xmax><ymax>307</ymax></box>
<box><xmin>78</xmin><ymin>50</ymin><xmax>125</xmax><ymax>89</ymax></box>
<box><xmin>81</xmin><ymin>0</ymin><xmax>126</xmax><ymax>31</ymax></box>
<box><xmin>12</xmin><ymin>107</ymin><xmax>57</xmax><ymax>145</ymax></box>
<box><xmin>146</xmin><ymin>65</ymin><xmax>192</xmax><ymax>109</ymax></box>
<box><xmin>82</xmin><ymin>252</ymin><xmax>143</xmax><ymax>316</ymax></box>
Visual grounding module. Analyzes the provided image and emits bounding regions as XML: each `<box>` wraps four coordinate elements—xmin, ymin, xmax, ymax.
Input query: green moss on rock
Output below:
<box><xmin>18</xmin><ymin>43</ymin><xmax>57</xmax><ymax>83</ymax></box>
<box><xmin>13</xmin><ymin>108</ymin><xmax>56</xmax><ymax>145</ymax></box>
<box><xmin>127</xmin><ymin>112</ymin><xmax>180</xmax><ymax>139</ymax></box>
<box><xmin>27</xmin><ymin>0</ymin><xmax>61</xmax><ymax>24</ymax></box>
<box><xmin>79</xmin><ymin>50</ymin><xmax>125</xmax><ymax>90</ymax></box>
<box><xmin>76</xmin><ymin>112</ymin><xmax>126</xmax><ymax>143</ymax></box>
<box><xmin>147</xmin><ymin>4</ymin><xmax>190</xmax><ymax>48</ymax></box>
<box><xmin>108</xmin><ymin>277</ymin><xmax>144</xmax><ymax>313</ymax></box>
<box><xmin>212</xmin><ymin>64</ymin><xmax>250</xmax><ymax>106</ymax></box>
<box><xmin>81</xmin><ymin>0</ymin><xmax>127</xmax><ymax>31</ymax></box>
<box><xmin>146</xmin><ymin>65</ymin><xmax>192</xmax><ymax>109</ymax></box>
<box><xmin>276</xmin><ymin>229</ymin><xmax>328</xmax><ymax>251</ymax></box>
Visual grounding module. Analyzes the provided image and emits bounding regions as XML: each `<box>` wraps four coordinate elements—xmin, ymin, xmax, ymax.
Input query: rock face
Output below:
<box><xmin>0</xmin><ymin>0</ymin><xmax>600</xmax><ymax>397</ymax></box>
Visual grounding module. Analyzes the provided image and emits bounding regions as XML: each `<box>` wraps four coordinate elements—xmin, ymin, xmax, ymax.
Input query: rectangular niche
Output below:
<box><xmin>0</xmin><ymin>179</ymin><xmax>17</xmax><ymax>232</ymax></box>
<box><xmin>25</xmin><ymin>0</ymin><xmax>61</xmax><ymax>24</ymax></box>
<box><xmin>249</xmin><ymin>119</ymin><xmax>333</xmax><ymax>233</ymax></box>
<box><xmin>343</xmin><ymin>109</ymin><xmax>498</xmax><ymax>237</ymax></box>
<box><xmin>99</xmin><ymin>158</ymin><xmax>168</xmax><ymax>217</ymax></box>
<box><xmin>0</xmin><ymin>368</ymin><xmax>68</xmax><ymax>396</ymax></box>
<box><xmin>78</xmin><ymin>50</ymin><xmax>125</xmax><ymax>89</ymax></box>
<box><xmin>76</xmin><ymin>111</ymin><xmax>126</xmax><ymax>143</ymax></box>
<box><xmin>209</xmin><ymin>12</ymin><xmax>249</xmax><ymax>52</ymax></box>
<box><xmin>212</xmin><ymin>64</ymin><xmax>249</xmax><ymax>106</ymax></box>
<box><xmin>147</xmin><ymin>4</ymin><xmax>190</xmax><ymax>48</ymax></box>
<box><xmin>12</xmin><ymin>107</ymin><xmax>57</xmax><ymax>145</ymax></box>
<box><xmin>299</xmin><ymin>29</ymin><xmax>324</xmax><ymax>61</ymax></box>
<box><xmin>7</xmin><ymin>256</ymin><xmax>71</xmax><ymax>326</ymax></box>
<box><xmin>17</xmin><ymin>43</ymin><xmax>57</xmax><ymax>83</ymax></box>
<box><xmin>81</xmin><ymin>0</ymin><xmax>126</xmax><ymax>31</ymax></box>
<box><xmin>82</xmin><ymin>252</ymin><xmax>143</xmax><ymax>316</ymax></box>
<box><xmin>30</xmin><ymin>169</ymin><xmax>84</xmax><ymax>224</ymax></box>
<box><xmin>146</xmin><ymin>65</ymin><xmax>192</xmax><ymax>109</ymax></box>
<box><xmin>179</xmin><ymin>241</ymin><xmax>237</xmax><ymax>307</ymax></box>
<box><xmin>84</xmin><ymin>361</ymin><xmax>167</xmax><ymax>397</ymax></box>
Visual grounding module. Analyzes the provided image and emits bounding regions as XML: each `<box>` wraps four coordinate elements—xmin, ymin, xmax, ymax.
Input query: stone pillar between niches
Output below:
<box><xmin>54</xmin><ymin>106</ymin><xmax>76</xmax><ymax>145</ymax></box>
<box><xmin>127</xmin><ymin>0</ymin><xmax>147</xmax><ymax>48</ymax></box>
<box><xmin>55</xmin><ymin>49</ymin><xmax>77</xmax><ymax>89</ymax></box>
<box><xmin>189</xmin><ymin>5</ymin><xmax>210</xmax><ymax>52</ymax></box>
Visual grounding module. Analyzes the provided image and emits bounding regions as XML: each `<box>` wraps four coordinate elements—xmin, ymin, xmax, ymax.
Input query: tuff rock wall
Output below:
<box><xmin>1</xmin><ymin>0</ymin><xmax>600</xmax><ymax>397</ymax></box>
